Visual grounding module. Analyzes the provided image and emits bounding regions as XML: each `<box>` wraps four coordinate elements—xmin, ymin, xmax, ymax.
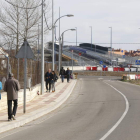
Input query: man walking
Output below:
<box><xmin>4</xmin><ymin>73</ymin><xmax>20</xmax><ymax>121</ymax></box>
<box><xmin>45</xmin><ymin>69</ymin><xmax>52</xmax><ymax>92</ymax></box>
<box><xmin>66</xmin><ymin>68</ymin><xmax>70</xmax><ymax>83</ymax></box>
<box><xmin>59</xmin><ymin>67</ymin><xmax>65</xmax><ymax>83</ymax></box>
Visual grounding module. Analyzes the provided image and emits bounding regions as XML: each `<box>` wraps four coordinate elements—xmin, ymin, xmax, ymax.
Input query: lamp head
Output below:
<box><xmin>67</xmin><ymin>14</ymin><xmax>74</xmax><ymax>17</ymax></box>
<box><xmin>70</xmin><ymin>29</ymin><xmax>76</xmax><ymax>31</ymax></box>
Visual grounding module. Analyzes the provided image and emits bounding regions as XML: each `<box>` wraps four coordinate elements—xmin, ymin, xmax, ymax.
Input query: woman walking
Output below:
<box><xmin>51</xmin><ymin>71</ymin><xmax>58</xmax><ymax>92</ymax></box>
<box><xmin>66</xmin><ymin>68</ymin><xmax>70</xmax><ymax>83</ymax></box>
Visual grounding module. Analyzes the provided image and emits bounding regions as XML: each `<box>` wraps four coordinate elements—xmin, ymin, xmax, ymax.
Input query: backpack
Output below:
<box><xmin>55</xmin><ymin>75</ymin><xmax>58</xmax><ymax>82</ymax></box>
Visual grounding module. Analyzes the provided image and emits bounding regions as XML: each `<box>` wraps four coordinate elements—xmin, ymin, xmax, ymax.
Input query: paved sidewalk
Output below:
<box><xmin>0</xmin><ymin>79</ymin><xmax>77</xmax><ymax>134</ymax></box>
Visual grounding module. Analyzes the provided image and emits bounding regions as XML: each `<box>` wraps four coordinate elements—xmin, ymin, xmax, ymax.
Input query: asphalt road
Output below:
<box><xmin>0</xmin><ymin>76</ymin><xmax>140</xmax><ymax>140</ymax></box>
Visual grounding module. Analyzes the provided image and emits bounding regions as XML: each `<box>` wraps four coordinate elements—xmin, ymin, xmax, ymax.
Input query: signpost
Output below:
<box><xmin>128</xmin><ymin>65</ymin><xmax>131</xmax><ymax>75</ymax></box>
<box><xmin>100</xmin><ymin>61</ymin><xmax>103</xmax><ymax>77</ymax></box>
<box><xmin>72</xmin><ymin>50</ymin><xmax>73</xmax><ymax>73</ymax></box>
<box><xmin>103</xmin><ymin>65</ymin><xmax>106</xmax><ymax>76</ymax></box>
<box><xmin>15</xmin><ymin>39</ymin><xmax>34</xmax><ymax>113</ymax></box>
<box><xmin>135</xmin><ymin>60</ymin><xmax>140</xmax><ymax>81</ymax></box>
<box><xmin>79</xmin><ymin>53</ymin><xmax>82</xmax><ymax>66</ymax></box>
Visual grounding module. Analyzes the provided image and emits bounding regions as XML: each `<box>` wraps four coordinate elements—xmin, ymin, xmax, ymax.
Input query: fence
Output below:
<box><xmin>0</xmin><ymin>57</ymin><xmax>58</xmax><ymax>89</ymax></box>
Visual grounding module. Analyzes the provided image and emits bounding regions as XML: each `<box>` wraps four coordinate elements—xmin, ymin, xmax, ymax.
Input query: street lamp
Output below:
<box><xmin>89</xmin><ymin>26</ymin><xmax>92</xmax><ymax>51</ymax></box>
<box><xmin>60</xmin><ymin>29</ymin><xmax>76</xmax><ymax>68</ymax></box>
<box><xmin>52</xmin><ymin>13</ymin><xmax>74</xmax><ymax>71</ymax></box>
<box><xmin>75</xmin><ymin>27</ymin><xmax>77</xmax><ymax>47</ymax></box>
<box><xmin>109</xmin><ymin>27</ymin><xmax>112</xmax><ymax>66</ymax></box>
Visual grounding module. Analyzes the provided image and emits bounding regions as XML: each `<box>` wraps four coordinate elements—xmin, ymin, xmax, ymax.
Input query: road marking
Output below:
<box><xmin>99</xmin><ymin>81</ymin><xmax>129</xmax><ymax>140</ymax></box>
<box><xmin>98</xmin><ymin>78</ymin><xmax>103</xmax><ymax>80</ymax></box>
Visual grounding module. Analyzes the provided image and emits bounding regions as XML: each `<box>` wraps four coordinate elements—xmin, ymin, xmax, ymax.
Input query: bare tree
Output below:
<box><xmin>0</xmin><ymin>0</ymin><xmax>51</xmax><ymax>54</ymax></box>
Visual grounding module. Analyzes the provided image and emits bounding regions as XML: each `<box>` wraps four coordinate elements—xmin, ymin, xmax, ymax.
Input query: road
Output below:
<box><xmin>0</xmin><ymin>76</ymin><xmax>140</xmax><ymax>140</ymax></box>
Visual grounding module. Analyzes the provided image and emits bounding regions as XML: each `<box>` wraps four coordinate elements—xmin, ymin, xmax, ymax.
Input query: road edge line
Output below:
<box><xmin>99</xmin><ymin>81</ymin><xmax>129</xmax><ymax>140</ymax></box>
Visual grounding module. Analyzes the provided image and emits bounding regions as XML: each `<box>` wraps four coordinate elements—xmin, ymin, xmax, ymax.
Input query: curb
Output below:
<box><xmin>0</xmin><ymin>80</ymin><xmax>77</xmax><ymax>134</ymax></box>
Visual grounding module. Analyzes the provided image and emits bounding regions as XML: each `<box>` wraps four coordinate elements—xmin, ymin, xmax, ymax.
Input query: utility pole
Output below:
<box><xmin>89</xmin><ymin>26</ymin><xmax>92</xmax><ymax>50</ymax></box>
<box><xmin>75</xmin><ymin>27</ymin><xmax>77</xmax><ymax>47</ymax></box>
<box><xmin>52</xmin><ymin>0</ymin><xmax>54</xmax><ymax>70</ymax></box>
<box><xmin>109</xmin><ymin>27</ymin><xmax>112</xmax><ymax>66</ymax></box>
<box><xmin>59</xmin><ymin>7</ymin><xmax>61</xmax><ymax>72</ymax></box>
<box><xmin>41</xmin><ymin>0</ymin><xmax>44</xmax><ymax>95</ymax></box>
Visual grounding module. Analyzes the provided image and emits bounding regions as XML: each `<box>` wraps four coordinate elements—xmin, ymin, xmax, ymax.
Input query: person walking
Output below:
<box><xmin>51</xmin><ymin>71</ymin><xmax>58</xmax><ymax>92</ymax></box>
<box><xmin>59</xmin><ymin>67</ymin><xmax>65</xmax><ymax>83</ymax></box>
<box><xmin>66</xmin><ymin>68</ymin><xmax>70</xmax><ymax>83</ymax></box>
<box><xmin>4</xmin><ymin>73</ymin><xmax>20</xmax><ymax>121</ymax></box>
<box><xmin>0</xmin><ymin>81</ymin><xmax>2</xmax><ymax>100</ymax></box>
<box><xmin>45</xmin><ymin>69</ymin><xmax>52</xmax><ymax>92</ymax></box>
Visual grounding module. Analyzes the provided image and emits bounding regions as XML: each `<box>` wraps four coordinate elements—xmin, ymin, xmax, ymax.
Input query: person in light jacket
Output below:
<box><xmin>0</xmin><ymin>81</ymin><xmax>2</xmax><ymax>100</ymax></box>
<box><xmin>4</xmin><ymin>73</ymin><xmax>20</xmax><ymax>121</ymax></box>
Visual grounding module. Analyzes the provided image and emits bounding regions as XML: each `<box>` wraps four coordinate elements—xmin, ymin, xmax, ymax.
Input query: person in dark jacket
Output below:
<box><xmin>59</xmin><ymin>67</ymin><xmax>65</xmax><ymax>83</ymax></box>
<box><xmin>4</xmin><ymin>73</ymin><xmax>20</xmax><ymax>121</ymax></box>
<box><xmin>66</xmin><ymin>68</ymin><xmax>70</xmax><ymax>83</ymax></box>
<box><xmin>51</xmin><ymin>71</ymin><xmax>57</xmax><ymax>92</ymax></box>
<box><xmin>45</xmin><ymin>69</ymin><xmax>52</xmax><ymax>92</ymax></box>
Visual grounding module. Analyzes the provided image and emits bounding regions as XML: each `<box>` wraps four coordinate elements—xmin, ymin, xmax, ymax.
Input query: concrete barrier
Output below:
<box><xmin>125</xmin><ymin>68</ymin><xmax>130</xmax><ymax>72</ymax></box>
<box><xmin>113</xmin><ymin>67</ymin><xmax>119</xmax><ymax>71</ymax></box>
<box><xmin>86</xmin><ymin>67</ymin><xmax>91</xmax><ymax>71</ymax></box>
<box><xmin>108</xmin><ymin>67</ymin><xmax>113</xmax><ymax>72</ymax></box>
<box><xmin>130</xmin><ymin>68</ymin><xmax>137</xmax><ymax>72</ymax></box>
<box><xmin>0</xmin><ymin>83</ymin><xmax>45</xmax><ymax>111</ymax></box>
<box><xmin>102</xmin><ymin>67</ymin><xmax>108</xmax><ymax>71</ymax></box>
<box><xmin>92</xmin><ymin>67</ymin><xmax>97</xmax><ymax>71</ymax></box>
<box><xmin>97</xmin><ymin>67</ymin><xmax>102</xmax><ymax>71</ymax></box>
<box><xmin>119</xmin><ymin>68</ymin><xmax>125</xmax><ymax>72</ymax></box>
<box><xmin>138</xmin><ymin>68</ymin><xmax>140</xmax><ymax>72</ymax></box>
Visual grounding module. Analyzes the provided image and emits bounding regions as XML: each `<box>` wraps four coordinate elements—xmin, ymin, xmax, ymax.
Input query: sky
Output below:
<box><xmin>47</xmin><ymin>0</ymin><xmax>140</xmax><ymax>51</ymax></box>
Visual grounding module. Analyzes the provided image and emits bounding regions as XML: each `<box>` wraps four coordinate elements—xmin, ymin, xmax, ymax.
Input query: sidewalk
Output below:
<box><xmin>0</xmin><ymin>79</ymin><xmax>77</xmax><ymax>134</ymax></box>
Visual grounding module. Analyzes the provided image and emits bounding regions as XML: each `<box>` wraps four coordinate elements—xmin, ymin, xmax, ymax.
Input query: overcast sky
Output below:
<box><xmin>47</xmin><ymin>0</ymin><xmax>140</xmax><ymax>51</ymax></box>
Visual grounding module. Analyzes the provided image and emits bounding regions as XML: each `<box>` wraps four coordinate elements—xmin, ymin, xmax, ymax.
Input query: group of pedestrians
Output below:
<box><xmin>1</xmin><ymin>66</ymin><xmax>71</xmax><ymax>122</ymax></box>
<box><xmin>45</xmin><ymin>69</ymin><xmax>58</xmax><ymax>92</ymax></box>
<box><xmin>45</xmin><ymin>67</ymin><xmax>71</xmax><ymax>92</ymax></box>
<box><xmin>59</xmin><ymin>67</ymin><xmax>71</xmax><ymax>83</ymax></box>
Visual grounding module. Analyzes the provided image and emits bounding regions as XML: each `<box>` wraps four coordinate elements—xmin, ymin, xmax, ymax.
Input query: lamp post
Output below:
<box><xmin>75</xmin><ymin>27</ymin><xmax>77</xmax><ymax>47</ymax></box>
<box><xmin>89</xmin><ymin>26</ymin><xmax>92</xmax><ymax>50</ymax></box>
<box><xmin>109</xmin><ymin>27</ymin><xmax>112</xmax><ymax>66</ymax></box>
<box><xmin>60</xmin><ymin>29</ymin><xmax>76</xmax><ymax>69</ymax></box>
<box><xmin>41</xmin><ymin>0</ymin><xmax>44</xmax><ymax>95</ymax></box>
<box><xmin>52</xmin><ymin>13</ymin><xmax>74</xmax><ymax>72</ymax></box>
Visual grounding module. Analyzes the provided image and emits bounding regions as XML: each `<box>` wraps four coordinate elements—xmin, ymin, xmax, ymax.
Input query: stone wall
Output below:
<box><xmin>0</xmin><ymin>83</ymin><xmax>45</xmax><ymax>111</ymax></box>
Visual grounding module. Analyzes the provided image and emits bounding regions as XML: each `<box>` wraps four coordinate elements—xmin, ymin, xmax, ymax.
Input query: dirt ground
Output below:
<box><xmin>74</xmin><ymin>71</ymin><xmax>139</xmax><ymax>77</ymax></box>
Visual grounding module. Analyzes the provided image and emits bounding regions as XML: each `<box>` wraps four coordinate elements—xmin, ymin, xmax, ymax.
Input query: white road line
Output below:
<box><xmin>99</xmin><ymin>81</ymin><xmax>129</xmax><ymax>140</ymax></box>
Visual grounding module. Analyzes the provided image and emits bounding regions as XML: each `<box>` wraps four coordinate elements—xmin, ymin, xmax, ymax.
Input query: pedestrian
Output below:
<box><xmin>0</xmin><ymin>81</ymin><xmax>2</xmax><ymax>100</ymax></box>
<box><xmin>45</xmin><ymin>69</ymin><xmax>52</xmax><ymax>92</ymax></box>
<box><xmin>4</xmin><ymin>73</ymin><xmax>20</xmax><ymax>121</ymax></box>
<box><xmin>51</xmin><ymin>71</ymin><xmax>58</xmax><ymax>92</ymax></box>
<box><xmin>66</xmin><ymin>68</ymin><xmax>70</xmax><ymax>83</ymax></box>
<box><xmin>59</xmin><ymin>67</ymin><xmax>65</xmax><ymax>83</ymax></box>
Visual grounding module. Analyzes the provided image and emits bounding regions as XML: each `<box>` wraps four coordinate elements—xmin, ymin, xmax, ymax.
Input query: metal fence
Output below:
<box><xmin>0</xmin><ymin>57</ymin><xmax>57</xmax><ymax>89</ymax></box>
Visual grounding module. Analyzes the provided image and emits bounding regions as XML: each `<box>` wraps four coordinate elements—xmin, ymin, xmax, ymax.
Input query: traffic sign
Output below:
<box><xmin>15</xmin><ymin>40</ymin><xmax>34</xmax><ymax>59</ymax></box>
<box><xmin>103</xmin><ymin>65</ymin><xmax>106</xmax><ymax>68</ymax></box>
<box><xmin>15</xmin><ymin>39</ymin><xmax>34</xmax><ymax>114</ymax></box>
<box><xmin>100</xmin><ymin>61</ymin><xmax>103</xmax><ymax>65</ymax></box>
<box><xmin>136</xmin><ymin>60</ymin><xmax>138</xmax><ymax>63</ymax></box>
<box><xmin>121</xmin><ymin>50</ymin><xmax>123</xmax><ymax>53</ymax></box>
<box><xmin>79</xmin><ymin>53</ymin><xmax>82</xmax><ymax>56</ymax></box>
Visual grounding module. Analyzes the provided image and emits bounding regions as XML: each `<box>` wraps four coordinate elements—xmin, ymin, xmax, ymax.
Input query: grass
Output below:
<box><xmin>121</xmin><ymin>79</ymin><xmax>140</xmax><ymax>86</ymax></box>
